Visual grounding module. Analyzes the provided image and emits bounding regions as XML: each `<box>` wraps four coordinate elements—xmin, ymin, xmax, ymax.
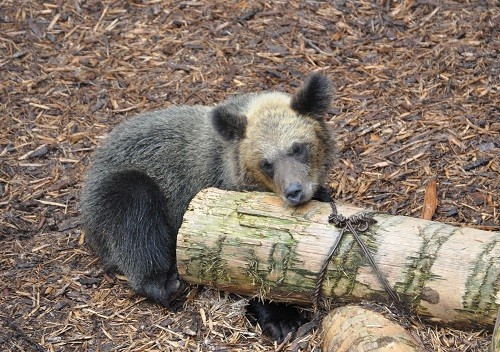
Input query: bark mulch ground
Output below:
<box><xmin>1</xmin><ymin>1</ymin><xmax>498</xmax><ymax>351</ymax></box>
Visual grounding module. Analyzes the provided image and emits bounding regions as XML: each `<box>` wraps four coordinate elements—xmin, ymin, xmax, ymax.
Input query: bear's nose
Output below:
<box><xmin>284</xmin><ymin>182</ymin><xmax>304</xmax><ymax>205</ymax></box>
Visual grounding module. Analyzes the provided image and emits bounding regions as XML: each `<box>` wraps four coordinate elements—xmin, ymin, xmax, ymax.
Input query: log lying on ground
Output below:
<box><xmin>177</xmin><ymin>188</ymin><xmax>500</xmax><ymax>328</ymax></box>
<box><xmin>322</xmin><ymin>306</ymin><xmax>424</xmax><ymax>352</ymax></box>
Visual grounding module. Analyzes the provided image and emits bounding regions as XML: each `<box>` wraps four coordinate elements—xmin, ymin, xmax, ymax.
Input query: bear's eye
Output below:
<box><xmin>292</xmin><ymin>144</ymin><xmax>303</xmax><ymax>156</ymax></box>
<box><xmin>291</xmin><ymin>143</ymin><xmax>308</xmax><ymax>160</ymax></box>
<box><xmin>260</xmin><ymin>159</ymin><xmax>274</xmax><ymax>177</ymax></box>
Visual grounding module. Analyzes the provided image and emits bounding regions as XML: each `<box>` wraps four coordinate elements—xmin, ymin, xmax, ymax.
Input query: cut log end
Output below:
<box><xmin>322</xmin><ymin>306</ymin><xmax>425</xmax><ymax>352</ymax></box>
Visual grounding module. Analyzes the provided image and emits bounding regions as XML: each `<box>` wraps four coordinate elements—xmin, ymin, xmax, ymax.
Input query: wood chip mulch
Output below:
<box><xmin>1</xmin><ymin>1</ymin><xmax>498</xmax><ymax>351</ymax></box>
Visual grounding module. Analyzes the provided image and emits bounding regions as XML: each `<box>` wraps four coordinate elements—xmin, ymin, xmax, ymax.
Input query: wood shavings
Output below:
<box><xmin>0</xmin><ymin>0</ymin><xmax>497</xmax><ymax>351</ymax></box>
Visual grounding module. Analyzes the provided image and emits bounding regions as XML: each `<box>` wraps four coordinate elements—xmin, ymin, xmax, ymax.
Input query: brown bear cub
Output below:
<box><xmin>80</xmin><ymin>73</ymin><xmax>335</xmax><ymax>342</ymax></box>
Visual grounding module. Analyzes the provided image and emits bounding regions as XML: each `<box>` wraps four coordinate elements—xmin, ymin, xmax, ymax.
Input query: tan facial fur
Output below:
<box><xmin>239</xmin><ymin>94</ymin><xmax>325</xmax><ymax>204</ymax></box>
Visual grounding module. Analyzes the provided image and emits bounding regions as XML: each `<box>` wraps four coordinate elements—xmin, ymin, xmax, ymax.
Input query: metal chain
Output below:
<box><xmin>313</xmin><ymin>200</ymin><xmax>400</xmax><ymax>313</ymax></box>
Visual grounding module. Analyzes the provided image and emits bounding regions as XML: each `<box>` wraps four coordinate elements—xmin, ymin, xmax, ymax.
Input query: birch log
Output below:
<box><xmin>176</xmin><ymin>188</ymin><xmax>500</xmax><ymax>328</ymax></box>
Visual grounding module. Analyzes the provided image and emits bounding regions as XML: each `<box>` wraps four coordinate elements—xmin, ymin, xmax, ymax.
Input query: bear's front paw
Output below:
<box><xmin>246</xmin><ymin>298</ymin><xmax>308</xmax><ymax>343</ymax></box>
<box><xmin>140</xmin><ymin>275</ymin><xmax>188</xmax><ymax>311</ymax></box>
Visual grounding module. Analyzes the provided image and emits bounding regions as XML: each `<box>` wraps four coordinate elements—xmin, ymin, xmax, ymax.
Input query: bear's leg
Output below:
<box><xmin>84</xmin><ymin>170</ymin><xmax>184</xmax><ymax>308</ymax></box>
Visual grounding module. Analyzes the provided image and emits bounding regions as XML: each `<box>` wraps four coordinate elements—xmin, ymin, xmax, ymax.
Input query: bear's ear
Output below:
<box><xmin>212</xmin><ymin>106</ymin><xmax>247</xmax><ymax>141</ymax></box>
<box><xmin>291</xmin><ymin>73</ymin><xmax>333</xmax><ymax>121</ymax></box>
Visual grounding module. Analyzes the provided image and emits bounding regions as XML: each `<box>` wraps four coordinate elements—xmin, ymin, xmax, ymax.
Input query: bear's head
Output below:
<box><xmin>213</xmin><ymin>73</ymin><xmax>335</xmax><ymax>206</ymax></box>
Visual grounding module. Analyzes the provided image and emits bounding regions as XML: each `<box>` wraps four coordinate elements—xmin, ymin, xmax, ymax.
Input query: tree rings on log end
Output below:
<box><xmin>322</xmin><ymin>306</ymin><xmax>425</xmax><ymax>352</ymax></box>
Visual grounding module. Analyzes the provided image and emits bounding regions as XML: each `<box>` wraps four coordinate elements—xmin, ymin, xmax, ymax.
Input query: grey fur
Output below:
<box><xmin>83</xmin><ymin>105</ymin><xmax>240</xmax><ymax>229</ymax></box>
